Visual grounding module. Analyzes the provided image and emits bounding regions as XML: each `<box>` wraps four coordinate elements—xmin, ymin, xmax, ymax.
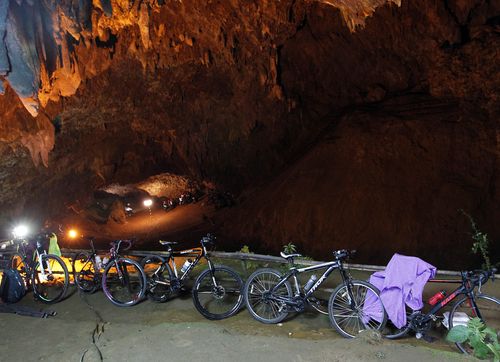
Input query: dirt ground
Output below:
<box><xmin>0</xmin><ymin>264</ymin><xmax>488</xmax><ymax>362</ymax></box>
<box><xmin>0</xmin><ymin>291</ymin><xmax>472</xmax><ymax>362</ymax></box>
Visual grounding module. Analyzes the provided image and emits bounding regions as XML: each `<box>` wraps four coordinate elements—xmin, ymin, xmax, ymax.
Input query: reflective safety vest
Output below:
<box><xmin>48</xmin><ymin>233</ymin><xmax>61</xmax><ymax>257</ymax></box>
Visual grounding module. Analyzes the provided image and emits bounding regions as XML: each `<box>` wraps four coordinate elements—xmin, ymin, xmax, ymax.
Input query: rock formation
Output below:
<box><xmin>0</xmin><ymin>0</ymin><xmax>498</xmax><ymax>267</ymax></box>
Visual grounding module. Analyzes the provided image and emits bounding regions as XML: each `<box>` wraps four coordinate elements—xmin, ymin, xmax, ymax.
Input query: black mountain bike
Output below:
<box><xmin>73</xmin><ymin>238</ymin><xmax>147</xmax><ymax>307</ymax></box>
<box><xmin>244</xmin><ymin>249</ymin><xmax>387</xmax><ymax>338</ymax></box>
<box><xmin>10</xmin><ymin>235</ymin><xmax>69</xmax><ymax>303</ymax></box>
<box><xmin>384</xmin><ymin>268</ymin><xmax>499</xmax><ymax>355</ymax></box>
<box><xmin>141</xmin><ymin>234</ymin><xmax>244</xmax><ymax>320</ymax></box>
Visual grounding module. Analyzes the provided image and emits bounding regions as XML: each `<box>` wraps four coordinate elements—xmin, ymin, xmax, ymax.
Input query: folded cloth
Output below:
<box><xmin>364</xmin><ymin>253</ymin><xmax>436</xmax><ymax>328</ymax></box>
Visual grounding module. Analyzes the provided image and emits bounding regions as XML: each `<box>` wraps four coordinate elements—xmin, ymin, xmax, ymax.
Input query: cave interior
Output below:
<box><xmin>0</xmin><ymin>0</ymin><xmax>499</xmax><ymax>269</ymax></box>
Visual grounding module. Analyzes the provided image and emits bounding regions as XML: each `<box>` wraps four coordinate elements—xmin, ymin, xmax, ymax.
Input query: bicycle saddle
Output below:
<box><xmin>280</xmin><ymin>251</ymin><xmax>302</xmax><ymax>260</ymax></box>
<box><xmin>159</xmin><ymin>240</ymin><xmax>178</xmax><ymax>246</ymax></box>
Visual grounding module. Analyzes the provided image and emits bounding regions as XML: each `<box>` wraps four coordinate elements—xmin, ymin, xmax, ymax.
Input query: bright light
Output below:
<box><xmin>68</xmin><ymin>229</ymin><xmax>79</xmax><ymax>239</ymax></box>
<box><xmin>12</xmin><ymin>224</ymin><xmax>29</xmax><ymax>239</ymax></box>
<box><xmin>143</xmin><ymin>199</ymin><xmax>153</xmax><ymax>207</ymax></box>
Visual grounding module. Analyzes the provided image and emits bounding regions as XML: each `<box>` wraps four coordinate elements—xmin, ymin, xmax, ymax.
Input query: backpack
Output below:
<box><xmin>0</xmin><ymin>269</ymin><xmax>26</xmax><ymax>303</ymax></box>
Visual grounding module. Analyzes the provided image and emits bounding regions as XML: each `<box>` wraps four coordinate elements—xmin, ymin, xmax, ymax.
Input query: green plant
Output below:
<box><xmin>283</xmin><ymin>242</ymin><xmax>297</xmax><ymax>255</ymax></box>
<box><xmin>240</xmin><ymin>245</ymin><xmax>252</xmax><ymax>254</ymax></box>
<box><xmin>239</xmin><ymin>245</ymin><xmax>257</xmax><ymax>274</ymax></box>
<box><xmin>446</xmin><ymin>317</ymin><xmax>500</xmax><ymax>361</ymax></box>
<box><xmin>460</xmin><ymin>210</ymin><xmax>492</xmax><ymax>270</ymax></box>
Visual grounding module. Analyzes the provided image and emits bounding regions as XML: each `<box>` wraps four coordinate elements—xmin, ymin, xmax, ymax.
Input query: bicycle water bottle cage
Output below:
<box><xmin>280</xmin><ymin>252</ymin><xmax>302</xmax><ymax>263</ymax></box>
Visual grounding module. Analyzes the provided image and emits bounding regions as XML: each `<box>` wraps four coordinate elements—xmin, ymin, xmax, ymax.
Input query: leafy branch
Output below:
<box><xmin>459</xmin><ymin>209</ymin><xmax>491</xmax><ymax>270</ymax></box>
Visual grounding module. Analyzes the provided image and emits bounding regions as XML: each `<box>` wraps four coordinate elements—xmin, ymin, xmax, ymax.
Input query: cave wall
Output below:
<box><xmin>221</xmin><ymin>97</ymin><xmax>500</xmax><ymax>269</ymax></box>
<box><xmin>0</xmin><ymin>0</ymin><xmax>498</xmax><ymax>266</ymax></box>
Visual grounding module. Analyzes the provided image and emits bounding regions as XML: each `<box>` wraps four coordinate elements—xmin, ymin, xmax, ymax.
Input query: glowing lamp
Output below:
<box><xmin>68</xmin><ymin>229</ymin><xmax>79</xmax><ymax>239</ymax></box>
<box><xmin>143</xmin><ymin>199</ymin><xmax>153</xmax><ymax>207</ymax></box>
<box><xmin>12</xmin><ymin>224</ymin><xmax>29</xmax><ymax>239</ymax></box>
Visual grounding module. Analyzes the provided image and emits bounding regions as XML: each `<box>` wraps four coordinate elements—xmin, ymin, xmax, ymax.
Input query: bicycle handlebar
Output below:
<box><xmin>463</xmin><ymin>268</ymin><xmax>497</xmax><ymax>287</ymax></box>
<box><xmin>201</xmin><ymin>233</ymin><xmax>215</xmax><ymax>245</ymax></box>
<box><xmin>333</xmin><ymin>249</ymin><xmax>356</xmax><ymax>260</ymax></box>
<box><xmin>111</xmin><ymin>239</ymin><xmax>134</xmax><ymax>253</ymax></box>
<box><xmin>0</xmin><ymin>240</ymin><xmax>14</xmax><ymax>249</ymax></box>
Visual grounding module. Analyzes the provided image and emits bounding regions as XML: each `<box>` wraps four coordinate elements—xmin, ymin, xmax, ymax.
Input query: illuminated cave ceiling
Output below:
<box><xmin>0</xmin><ymin>0</ymin><xmax>499</xmax><ymax>265</ymax></box>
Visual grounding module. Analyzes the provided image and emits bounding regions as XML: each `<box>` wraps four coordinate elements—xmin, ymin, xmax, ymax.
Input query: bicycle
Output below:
<box><xmin>73</xmin><ymin>238</ymin><xmax>147</xmax><ymax>307</ymax></box>
<box><xmin>384</xmin><ymin>268</ymin><xmax>499</xmax><ymax>354</ymax></box>
<box><xmin>243</xmin><ymin>249</ymin><xmax>387</xmax><ymax>338</ymax></box>
<box><xmin>9</xmin><ymin>234</ymin><xmax>69</xmax><ymax>303</ymax></box>
<box><xmin>140</xmin><ymin>234</ymin><xmax>244</xmax><ymax>320</ymax></box>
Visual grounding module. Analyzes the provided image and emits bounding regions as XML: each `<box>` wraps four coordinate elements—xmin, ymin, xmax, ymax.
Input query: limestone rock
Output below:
<box><xmin>0</xmin><ymin>0</ymin><xmax>498</xmax><ymax>268</ymax></box>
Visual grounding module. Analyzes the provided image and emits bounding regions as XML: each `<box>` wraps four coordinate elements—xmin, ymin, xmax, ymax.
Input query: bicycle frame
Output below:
<box><xmin>168</xmin><ymin>242</ymin><xmax>216</xmax><ymax>282</ymax></box>
<box><xmin>16</xmin><ymin>240</ymin><xmax>53</xmax><ymax>282</ymax></box>
<box><xmin>419</xmin><ymin>274</ymin><xmax>483</xmax><ymax>323</ymax></box>
<box><xmin>108</xmin><ymin>241</ymin><xmax>133</xmax><ymax>285</ymax></box>
<box><xmin>270</xmin><ymin>259</ymin><xmax>353</xmax><ymax>307</ymax></box>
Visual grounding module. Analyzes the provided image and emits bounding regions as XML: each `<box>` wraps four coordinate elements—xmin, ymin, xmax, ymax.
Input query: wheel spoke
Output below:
<box><xmin>193</xmin><ymin>267</ymin><xmax>243</xmax><ymax>319</ymax></box>
<box><xmin>329</xmin><ymin>281</ymin><xmax>386</xmax><ymax>338</ymax></box>
<box><xmin>244</xmin><ymin>269</ymin><xmax>291</xmax><ymax>324</ymax></box>
<box><xmin>103</xmin><ymin>259</ymin><xmax>145</xmax><ymax>306</ymax></box>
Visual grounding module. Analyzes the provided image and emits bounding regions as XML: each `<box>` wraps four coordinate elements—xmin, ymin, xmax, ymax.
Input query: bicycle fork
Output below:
<box><xmin>115</xmin><ymin>260</ymin><xmax>129</xmax><ymax>285</ymax></box>
<box><xmin>36</xmin><ymin>251</ymin><xmax>51</xmax><ymax>282</ymax></box>
<box><xmin>338</xmin><ymin>266</ymin><xmax>356</xmax><ymax>309</ymax></box>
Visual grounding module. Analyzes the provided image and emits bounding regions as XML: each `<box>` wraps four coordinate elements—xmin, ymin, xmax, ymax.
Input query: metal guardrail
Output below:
<box><xmin>57</xmin><ymin>248</ymin><xmax>497</xmax><ymax>278</ymax></box>
<box><xmin>2</xmin><ymin>244</ymin><xmax>496</xmax><ymax>278</ymax></box>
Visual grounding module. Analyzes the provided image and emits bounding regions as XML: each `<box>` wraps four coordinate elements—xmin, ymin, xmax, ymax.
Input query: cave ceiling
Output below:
<box><xmin>0</xmin><ymin>0</ymin><xmax>499</xmax><ymax>265</ymax></box>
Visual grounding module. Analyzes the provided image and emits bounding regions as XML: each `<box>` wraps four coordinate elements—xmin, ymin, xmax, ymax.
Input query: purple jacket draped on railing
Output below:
<box><xmin>363</xmin><ymin>254</ymin><xmax>436</xmax><ymax>328</ymax></box>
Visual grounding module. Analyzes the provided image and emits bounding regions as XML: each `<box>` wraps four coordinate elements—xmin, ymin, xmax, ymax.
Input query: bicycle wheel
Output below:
<box><xmin>141</xmin><ymin>255</ymin><xmax>174</xmax><ymax>302</ymax></box>
<box><xmin>450</xmin><ymin>294</ymin><xmax>500</xmax><ymax>354</ymax></box>
<box><xmin>244</xmin><ymin>268</ymin><xmax>292</xmax><ymax>324</ymax></box>
<box><xmin>32</xmin><ymin>254</ymin><xmax>69</xmax><ymax>303</ymax></box>
<box><xmin>73</xmin><ymin>252</ymin><xmax>99</xmax><ymax>293</ymax></box>
<box><xmin>102</xmin><ymin>258</ymin><xmax>146</xmax><ymax>307</ymax></box>
<box><xmin>328</xmin><ymin>280</ymin><xmax>387</xmax><ymax>338</ymax></box>
<box><xmin>192</xmin><ymin>265</ymin><xmax>244</xmax><ymax>320</ymax></box>
<box><xmin>382</xmin><ymin>305</ymin><xmax>418</xmax><ymax>339</ymax></box>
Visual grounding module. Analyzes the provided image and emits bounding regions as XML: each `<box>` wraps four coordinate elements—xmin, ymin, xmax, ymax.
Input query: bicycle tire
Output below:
<box><xmin>449</xmin><ymin>294</ymin><xmax>500</xmax><ymax>354</ymax></box>
<box><xmin>141</xmin><ymin>255</ymin><xmax>174</xmax><ymax>302</ymax></box>
<box><xmin>32</xmin><ymin>254</ymin><xmax>69</xmax><ymax>304</ymax></box>
<box><xmin>244</xmin><ymin>268</ymin><xmax>292</xmax><ymax>324</ymax></box>
<box><xmin>102</xmin><ymin>257</ymin><xmax>147</xmax><ymax>307</ymax></box>
<box><xmin>192</xmin><ymin>265</ymin><xmax>244</xmax><ymax>320</ymax></box>
<box><xmin>328</xmin><ymin>280</ymin><xmax>387</xmax><ymax>338</ymax></box>
<box><xmin>73</xmin><ymin>251</ymin><xmax>99</xmax><ymax>293</ymax></box>
<box><xmin>383</xmin><ymin>307</ymin><xmax>415</xmax><ymax>339</ymax></box>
